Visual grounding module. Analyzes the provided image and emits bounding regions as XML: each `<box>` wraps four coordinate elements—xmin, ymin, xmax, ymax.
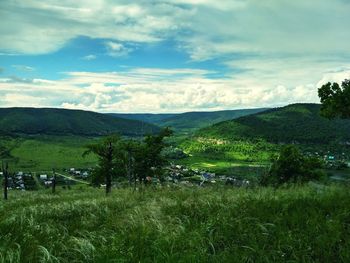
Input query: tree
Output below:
<box><xmin>318</xmin><ymin>79</ymin><xmax>350</xmax><ymax>119</ymax></box>
<box><xmin>120</xmin><ymin>139</ymin><xmax>140</xmax><ymax>188</ymax></box>
<box><xmin>1</xmin><ymin>161</ymin><xmax>8</xmax><ymax>200</ymax></box>
<box><xmin>84</xmin><ymin>128</ymin><xmax>173</xmax><ymax>191</ymax></box>
<box><xmin>118</xmin><ymin>127</ymin><xmax>173</xmax><ymax>187</ymax></box>
<box><xmin>84</xmin><ymin>135</ymin><xmax>122</xmax><ymax>194</ymax></box>
<box><xmin>260</xmin><ymin>145</ymin><xmax>324</xmax><ymax>186</ymax></box>
<box><xmin>138</xmin><ymin>127</ymin><xmax>173</xmax><ymax>183</ymax></box>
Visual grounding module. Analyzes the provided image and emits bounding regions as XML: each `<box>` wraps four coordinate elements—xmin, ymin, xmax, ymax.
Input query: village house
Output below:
<box><xmin>40</xmin><ymin>174</ymin><xmax>48</xmax><ymax>180</ymax></box>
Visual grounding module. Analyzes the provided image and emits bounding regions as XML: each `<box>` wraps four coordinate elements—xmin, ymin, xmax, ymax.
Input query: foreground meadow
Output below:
<box><xmin>1</xmin><ymin>186</ymin><xmax>350</xmax><ymax>263</ymax></box>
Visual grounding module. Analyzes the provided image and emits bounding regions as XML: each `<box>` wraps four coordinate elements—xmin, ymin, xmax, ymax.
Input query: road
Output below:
<box><xmin>56</xmin><ymin>172</ymin><xmax>90</xmax><ymax>185</ymax></box>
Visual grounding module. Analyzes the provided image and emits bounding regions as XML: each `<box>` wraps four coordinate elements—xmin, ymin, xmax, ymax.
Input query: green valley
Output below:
<box><xmin>111</xmin><ymin>108</ymin><xmax>268</xmax><ymax>133</ymax></box>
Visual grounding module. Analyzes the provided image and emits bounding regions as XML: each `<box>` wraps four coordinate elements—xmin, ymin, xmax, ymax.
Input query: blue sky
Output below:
<box><xmin>0</xmin><ymin>0</ymin><xmax>350</xmax><ymax>113</ymax></box>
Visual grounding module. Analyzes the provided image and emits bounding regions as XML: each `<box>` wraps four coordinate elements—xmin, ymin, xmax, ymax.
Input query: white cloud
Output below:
<box><xmin>176</xmin><ymin>0</ymin><xmax>350</xmax><ymax>61</ymax></box>
<box><xmin>105</xmin><ymin>41</ymin><xmax>132</xmax><ymax>57</ymax></box>
<box><xmin>2</xmin><ymin>93</ymin><xmax>46</xmax><ymax>107</ymax></box>
<box><xmin>1</xmin><ymin>0</ymin><xmax>350</xmax><ymax>112</ymax></box>
<box><xmin>1</xmin><ymin>66</ymin><xmax>349</xmax><ymax>113</ymax></box>
<box><xmin>82</xmin><ymin>54</ymin><xmax>97</xmax><ymax>60</ymax></box>
<box><xmin>12</xmin><ymin>65</ymin><xmax>36</xmax><ymax>71</ymax></box>
<box><xmin>1</xmin><ymin>0</ymin><xmax>349</xmax><ymax>60</ymax></box>
<box><xmin>0</xmin><ymin>0</ymin><xmax>191</xmax><ymax>54</ymax></box>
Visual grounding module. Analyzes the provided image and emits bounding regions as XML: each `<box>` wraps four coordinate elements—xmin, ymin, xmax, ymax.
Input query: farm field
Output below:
<box><xmin>2</xmin><ymin>135</ymin><xmax>273</xmax><ymax>175</ymax></box>
<box><xmin>1</xmin><ymin>186</ymin><xmax>350</xmax><ymax>262</ymax></box>
<box><xmin>1</xmin><ymin>136</ymin><xmax>97</xmax><ymax>171</ymax></box>
<box><xmin>2</xmin><ymin>134</ymin><xmax>349</xmax><ymax>183</ymax></box>
<box><xmin>178</xmin><ymin>155</ymin><xmax>269</xmax><ymax>180</ymax></box>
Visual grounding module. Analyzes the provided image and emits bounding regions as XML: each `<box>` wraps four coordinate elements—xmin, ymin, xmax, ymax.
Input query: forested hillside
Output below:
<box><xmin>197</xmin><ymin>104</ymin><xmax>350</xmax><ymax>143</ymax></box>
<box><xmin>0</xmin><ymin>108</ymin><xmax>159</xmax><ymax>136</ymax></box>
<box><xmin>110</xmin><ymin>108</ymin><xmax>267</xmax><ymax>132</ymax></box>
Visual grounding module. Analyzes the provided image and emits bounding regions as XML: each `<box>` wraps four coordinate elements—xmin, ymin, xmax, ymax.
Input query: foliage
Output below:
<box><xmin>0</xmin><ymin>107</ymin><xmax>159</xmax><ymax>136</ymax></box>
<box><xmin>133</xmin><ymin>127</ymin><xmax>173</xmax><ymax>182</ymax></box>
<box><xmin>318</xmin><ymin>79</ymin><xmax>350</xmax><ymax>119</ymax></box>
<box><xmin>84</xmin><ymin>135</ymin><xmax>123</xmax><ymax>192</ymax></box>
<box><xmin>0</xmin><ymin>146</ymin><xmax>10</xmax><ymax>159</ymax></box>
<box><xmin>180</xmin><ymin>138</ymin><xmax>277</xmax><ymax>163</ymax></box>
<box><xmin>261</xmin><ymin>145</ymin><xmax>325</xmax><ymax>186</ymax></box>
<box><xmin>84</xmin><ymin>128</ymin><xmax>173</xmax><ymax>188</ymax></box>
<box><xmin>158</xmin><ymin>108</ymin><xmax>268</xmax><ymax>132</ymax></box>
<box><xmin>111</xmin><ymin>108</ymin><xmax>268</xmax><ymax>133</ymax></box>
<box><xmin>0</xmin><ymin>186</ymin><xmax>350</xmax><ymax>262</ymax></box>
<box><xmin>197</xmin><ymin>103</ymin><xmax>350</xmax><ymax>144</ymax></box>
<box><xmin>109</xmin><ymin>113</ymin><xmax>177</xmax><ymax>124</ymax></box>
<box><xmin>161</xmin><ymin>146</ymin><xmax>188</xmax><ymax>160</ymax></box>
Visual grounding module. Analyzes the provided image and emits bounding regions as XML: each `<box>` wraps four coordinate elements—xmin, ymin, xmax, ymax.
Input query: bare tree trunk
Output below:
<box><xmin>106</xmin><ymin>173</ymin><xmax>112</xmax><ymax>194</ymax></box>
<box><xmin>133</xmin><ymin>172</ymin><xmax>137</xmax><ymax>191</ymax></box>
<box><xmin>52</xmin><ymin>168</ymin><xmax>56</xmax><ymax>194</ymax></box>
<box><xmin>106</xmin><ymin>142</ymin><xmax>113</xmax><ymax>195</ymax></box>
<box><xmin>125</xmin><ymin>150</ymin><xmax>130</xmax><ymax>187</ymax></box>
<box><xmin>2</xmin><ymin>162</ymin><xmax>8</xmax><ymax>200</ymax></box>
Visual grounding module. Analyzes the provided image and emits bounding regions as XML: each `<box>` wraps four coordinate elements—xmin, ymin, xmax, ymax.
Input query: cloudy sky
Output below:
<box><xmin>0</xmin><ymin>0</ymin><xmax>350</xmax><ymax>113</ymax></box>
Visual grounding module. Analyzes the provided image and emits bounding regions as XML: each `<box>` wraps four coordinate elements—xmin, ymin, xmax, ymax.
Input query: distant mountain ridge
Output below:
<box><xmin>197</xmin><ymin>103</ymin><xmax>350</xmax><ymax>143</ymax></box>
<box><xmin>109</xmin><ymin>113</ymin><xmax>177</xmax><ymax>124</ymax></box>
<box><xmin>110</xmin><ymin>108</ymin><xmax>268</xmax><ymax>132</ymax></box>
<box><xmin>0</xmin><ymin>107</ymin><xmax>159</xmax><ymax>136</ymax></box>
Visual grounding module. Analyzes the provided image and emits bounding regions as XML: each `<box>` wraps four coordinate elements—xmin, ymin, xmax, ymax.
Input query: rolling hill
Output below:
<box><xmin>197</xmin><ymin>103</ymin><xmax>350</xmax><ymax>143</ymax></box>
<box><xmin>0</xmin><ymin>108</ymin><xmax>159</xmax><ymax>136</ymax></box>
<box><xmin>109</xmin><ymin>113</ymin><xmax>177</xmax><ymax>125</ymax></box>
<box><xmin>158</xmin><ymin>109</ymin><xmax>268</xmax><ymax>131</ymax></box>
<box><xmin>110</xmin><ymin>108</ymin><xmax>268</xmax><ymax>132</ymax></box>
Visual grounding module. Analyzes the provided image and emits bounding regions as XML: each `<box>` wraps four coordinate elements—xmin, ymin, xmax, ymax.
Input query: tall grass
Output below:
<box><xmin>0</xmin><ymin>186</ymin><xmax>349</xmax><ymax>262</ymax></box>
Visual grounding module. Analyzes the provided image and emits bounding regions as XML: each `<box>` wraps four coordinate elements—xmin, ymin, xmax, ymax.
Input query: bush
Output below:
<box><xmin>260</xmin><ymin>145</ymin><xmax>325</xmax><ymax>186</ymax></box>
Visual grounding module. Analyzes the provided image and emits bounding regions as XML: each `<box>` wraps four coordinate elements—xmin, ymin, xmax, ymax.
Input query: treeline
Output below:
<box><xmin>197</xmin><ymin>104</ymin><xmax>350</xmax><ymax>144</ymax></box>
<box><xmin>0</xmin><ymin>107</ymin><xmax>159</xmax><ymax>136</ymax></box>
<box><xmin>84</xmin><ymin>128</ymin><xmax>173</xmax><ymax>193</ymax></box>
<box><xmin>180</xmin><ymin>139</ymin><xmax>277</xmax><ymax>162</ymax></box>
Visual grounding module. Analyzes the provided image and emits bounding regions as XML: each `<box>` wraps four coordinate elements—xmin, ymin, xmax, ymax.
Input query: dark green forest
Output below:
<box><xmin>198</xmin><ymin>104</ymin><xmax>350</xmax><ymax>144</ymax></box>
<box><xmin>0</xmin><ymin>108</ymin><xmax>159</xmax><ymax>136</ymax></box>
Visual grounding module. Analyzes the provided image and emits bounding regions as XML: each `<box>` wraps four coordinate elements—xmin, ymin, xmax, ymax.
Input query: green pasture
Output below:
<box><xmin>2</xmin><ymin>136</ymin><xmax>97</xmax><ymax>171</ymax></box>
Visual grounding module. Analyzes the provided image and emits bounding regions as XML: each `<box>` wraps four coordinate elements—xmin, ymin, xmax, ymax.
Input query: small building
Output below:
<box><xmin>40</xmin><ymin>174</ymin><xmax>48</xmax><ymax>180</ymax></box>
<box><xmin>328</xmin><ymin>155</ymin><xmax>335</xmax><ymax>161</ymax></box>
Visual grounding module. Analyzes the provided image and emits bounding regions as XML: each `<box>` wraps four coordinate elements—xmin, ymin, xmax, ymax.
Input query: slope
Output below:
<box><xmin>0</xmin><ymin>107</ymin><xmax>159</xmax><ymax>136</ymax></box>
<box><xmin>108</xmin><ymin>113</ymin><xmax>177</xmax><ymax>124</ymax></box>
<box><xmin>110</xmin><ymin>108</ymin><xmax>268</xmax><ymax>132</ymax></box>
<box><xmin>197</xmin><ymin>103</ymin><xmax>350</xmax><ymax>143</ymax></box>
<box><xmin>159</xmin><ymin>108</ymin><xmax>268</xmax><ymax>131</ymax></box>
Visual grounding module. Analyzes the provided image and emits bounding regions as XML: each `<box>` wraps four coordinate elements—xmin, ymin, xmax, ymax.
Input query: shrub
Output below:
<box><xmin>260</xmin><ymin>145</ymin><xmax>325</xmax><ymax>186</ymax></box>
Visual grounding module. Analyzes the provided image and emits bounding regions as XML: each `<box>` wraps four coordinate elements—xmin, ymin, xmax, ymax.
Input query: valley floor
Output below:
<box><xmin>1</xmin><ymin>186</ymin><xmax>350</xmax><ymax>262</ymax></box>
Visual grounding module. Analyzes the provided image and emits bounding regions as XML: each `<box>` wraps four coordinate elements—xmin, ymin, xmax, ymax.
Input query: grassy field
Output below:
<box><xmin>174</xmin><ymin>137</ymin><xmax>275</xmax><ymax>178</ymax></box>
<box><xmin>1</xmin><ymin>185</ymin><xmax>350</xmax><ymax>262</ymax></box>
<box><xmin>2</xmin><ymin>135</ymin><xmax>273</xmax><ymax>175</ymax></box>
<box><xmin>1</xmin><ymin>136</ymin><xmax>97</xmax><ymax>171</ymax></box>
<box><xmin>178</xmin><ymin>155</ymin><xmax>269</xmax><ymax>181</ymax></box>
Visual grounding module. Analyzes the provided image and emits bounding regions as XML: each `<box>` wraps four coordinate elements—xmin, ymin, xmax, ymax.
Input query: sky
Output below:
<box><xmin>0</xmin><ymin>0</ymin><xmax>350</xmax><ymax>113</ymax></box>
